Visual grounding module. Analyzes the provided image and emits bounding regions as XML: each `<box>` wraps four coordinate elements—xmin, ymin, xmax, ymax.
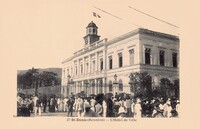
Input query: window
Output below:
<box><xmin>91</xmin><ymin>80</ymin><xmax>95</xmax><ymax>94</ymax></box>
<box><xmin>172</xmin><ymin>52</ymin><xmax>177</xmax><ymax>67</ymax></box>
<box><xmin>100</xmin><ymin>58</ymin><xmax>103</xmax><ymax>71</ymax></box>
<box><xmin>80</xmin><ymin>64</ymin><xmax>83</xmax><ymax>74</ymax></box>
<box><xmin>109</xmin><ymin>81</ymin><xmax>112</xmax><ymax>92</ymax></box>
<box><xmin>75</xmin><ymin>66</ymin><xmax>78</xmax><ymax>75</ymax></box>
<box><xmin>92</xmin><ymin>60</ymin><xmax>95</xmax><ymax>73</ymax></box>
<box><xmin>98</xmin><ymin>80</ymin><xmax>103</xmax><ymax>93</ymax></box>
<box><xmin>86</xmin><ymin>62</ymin><xmax>89</xmax><ymax>74</ymax></box>
<box><xmin>93</xmin><ymin>28</ymin><xmax>96</xmax><ymax>34</ymax></box>
<box><xmin>118</xmin><ymin>53</ymin><xmax>123</xmax><ymax>67</ymax></box>
<box><xmin>89</xmin><ymin>28</ymin><xmax>92</xmax><ymax>34</ymax></box>
<box><xmin>159</xmin><ymin>50</ymin><xmax>165</xmax><ymax>66</ymax></box>
<box><xmin>109</xmin><ymin>56</ymin><xmax>113</xmax><ymax>69</ymax></box>
<box><xmin>145</xmin><ymin>48</ymin><xmax>151</xmax><ymax>64</ymax></box>
<box><xmin>67</xmin><ymin>69</ymin><xmax>69</xmax><ymax>76</ymax></box>
<box><xmin>129</xmin><ymin>49</ymin><xmax>134</xmax><ymax>65</ymax></box>
<box><xmin>119</xmin><ymin>79</ymin><xmax>123</xmax><ymax>91</ymax></box>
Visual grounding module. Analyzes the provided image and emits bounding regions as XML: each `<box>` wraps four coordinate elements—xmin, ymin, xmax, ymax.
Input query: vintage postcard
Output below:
<box><xmin>1</xmin><ymin>0</ymin><xmax>200</xmax><ymax>129</ymax></box>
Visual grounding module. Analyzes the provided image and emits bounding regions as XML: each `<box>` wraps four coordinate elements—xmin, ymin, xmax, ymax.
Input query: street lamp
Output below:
<box><xmin>113</xmin><ymin>74</ymin><xmax>118</xmax><ymax>94</ymax></box>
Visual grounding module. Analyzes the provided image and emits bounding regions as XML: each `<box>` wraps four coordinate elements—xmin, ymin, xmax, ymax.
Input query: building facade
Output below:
<box><xmin>61</xmin><ymin>21</ymin><xmax>179</xmax><ymax>97</ymax></box>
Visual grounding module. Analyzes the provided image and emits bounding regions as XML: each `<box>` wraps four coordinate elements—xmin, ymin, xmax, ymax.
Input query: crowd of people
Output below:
<box><xmin>17</xmin><ymin>93</ymin><xmax>180</xmax><ymax>119</ymax></box>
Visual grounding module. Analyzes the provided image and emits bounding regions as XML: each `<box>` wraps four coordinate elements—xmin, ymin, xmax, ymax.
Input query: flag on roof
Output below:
<box><xmin>93</xmin><ymin>12</ymin><xmax>101</xmax><ymax>18</ymax></box>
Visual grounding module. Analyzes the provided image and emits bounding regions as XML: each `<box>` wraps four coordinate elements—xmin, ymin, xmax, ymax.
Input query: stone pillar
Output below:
<box><xmin>94</xmin><ymin>79</ymin><xmax>97</xmax><ymax>95</ymax></box>
<box><xmin>77</xmin><ymin>59</ymin><xmax>80</xmax><ymax>75</ymax></box>
<box><xmin>102</xmin><ymin>78</ymin><xmax>106</xmax><ymax>94</ymax></box>
<box><xmin>95</xmin><ymin>53</ymin><xmax>98</xmax><ymax>72</ymax></box>
<box><xmin>89</xmin><ymin>55</ymin><xmax>91</xmax><ymax>74</ymax></box>
<box><xmin>77</xmin><ymin>81</ymin><xmax>80</xmax><ymax>93</ymax></box>
<box><xmin>137</xmin><ymin>41</ymin><xmax>142</xmax><ymax>64</ymax></box>
<box><xmin>103</xmin><ymin>50</ymin><xmax>106</xmax><ymax>71</ymax></box>
<box><xmin>83</xmin><ymin>57</ymin><xmax>85</xmax><ymax>75</ymax></box>
<box><xmin>142</xmin><ymin>46</ymin><xmax>145</xmax><ymax>64</ymax></box>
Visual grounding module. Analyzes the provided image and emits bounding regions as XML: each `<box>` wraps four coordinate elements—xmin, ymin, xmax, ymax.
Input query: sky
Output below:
<box><xmin>0</xmin><ymin>0</ymin><xmax>181</xmax><ymax>70</ymax></box>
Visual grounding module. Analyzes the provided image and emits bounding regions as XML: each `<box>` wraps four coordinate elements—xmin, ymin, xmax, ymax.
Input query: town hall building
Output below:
<box><xmin>61</xmin><ymin>21</ymin><xmax>179</xmax><ymax>97</ymax></box>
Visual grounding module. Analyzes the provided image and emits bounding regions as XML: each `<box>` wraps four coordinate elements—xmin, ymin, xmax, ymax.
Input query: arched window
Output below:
<box><xmin>91</xmin><ymin>80</ymin><xmax>95</xmax><ymax>94</ymax></box>
<box><xmin>109</xmin><ymin>81</ymin><xmax>112</xmax><ymax>92</ymax></box>
<box><xmin>98</xmin><ymin>80</ymin><xmax>103</xmax><ymax>93</ymax></box>
<box><xmin>119</xmin><ymin>79</ymin><xmax>123</xmax><ymax>91</ymax></box>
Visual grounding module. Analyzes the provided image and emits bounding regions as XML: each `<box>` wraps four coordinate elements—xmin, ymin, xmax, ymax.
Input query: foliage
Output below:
<box><xmin>130</xmin><ymin>72</ymin><xmax>152</xmax><ymax>99</ymax></box>
<box><xmin>173</xmin><ymin>79</ymin><xmax>180</xmax><ymax>99</ymax></box>
<box><xmin>160</xmin><ymin>78</ymin><xmax>179</xmax><ymax>99</ymax></box>
<box><xmin>17</xmin><ymin>68</ymin><xmax>61</xmax><ymax>89</ymax></box>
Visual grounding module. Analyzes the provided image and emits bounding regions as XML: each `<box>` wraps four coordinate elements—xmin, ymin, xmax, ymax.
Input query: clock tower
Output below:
<box><xmin>83</xmin><ymin>21</ymin><xmax>100</xmax><ymax>47</ymax></box>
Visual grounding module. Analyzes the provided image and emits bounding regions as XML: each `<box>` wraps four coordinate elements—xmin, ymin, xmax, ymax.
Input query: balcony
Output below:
<box><xmin>73</xmin><ymin>38</ymin><xmax>107</xmax><ymax>57</ymax></box>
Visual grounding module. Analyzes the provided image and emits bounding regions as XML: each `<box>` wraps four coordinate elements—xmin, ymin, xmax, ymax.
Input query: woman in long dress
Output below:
<box><xmin>134</xmin><ymin>98</ymin><xmax>142</xmax><ymax>120</ymax></box>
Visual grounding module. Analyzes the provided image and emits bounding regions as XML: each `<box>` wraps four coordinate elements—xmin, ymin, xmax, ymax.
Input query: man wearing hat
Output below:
<box><xmin>67</xmin><ymin>97</ymin><xmax>74</xmax><ymax>117</ymax></box>
<box><xmin>82</xmin><ymin>103</ymin><xmax>100</xmax><ymax>117</ymax></box>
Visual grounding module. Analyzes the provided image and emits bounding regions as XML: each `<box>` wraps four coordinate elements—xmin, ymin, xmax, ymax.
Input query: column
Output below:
<box><xmin>103</xmin><ymin>49</ymin><xmax>106</xmax><ymax>71</ymax></box>
<box><xmin>74</xmin><ymin>82</ymin><xmax>77</xmax><ymax>94</ymax></box>
<box><xmin>102</xmin><ymin>78</ymin><xmax>106</xmax><ymax>93</ymax></box>
<box><xmin>141</xmin><ymin>44</ymin><xmax>145</xmax><ymax>65</ymax></box>
<box><xmin>95</xmin><ymin>52</ymin><xmax>98</xmax><ymax>72</ymax></box>
<box><xmin>166</xmin><ymin>49</ymin><xmax>171</xmax><ymax>67</ymax></box>
<box><xmin>73</xmin><ymin>61</ymin><xmax>76</xmax><ymax>76</ymax></box>
<box><xmin>78</xmin><ymin>82</ymin><xmax>80</xmax><ymax>93</ymax></box>
<box><xmin>83</xmin><ymin>57</ymin><xmax>85</xmax><ymax>75</ymax></box>
<box><xmin>89</xmin><ymin>55</ymin><xmax>91</xmax><ymax>74</ymax></box>
<box><xmin>94</xmin><ymin>79</ymin><xmax>97</xmax><ymax>95</ymax></box>
<box><xmin>77</xmin><ymin>59</ymin><xmax>80</xmax><ymax>75</ymax></box>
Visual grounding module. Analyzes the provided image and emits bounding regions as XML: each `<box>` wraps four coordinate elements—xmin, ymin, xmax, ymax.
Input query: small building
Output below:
<box><xmin>61</xmin><ymin>21</ymin><xmax>179</xmax><ymax>97</ymax></box>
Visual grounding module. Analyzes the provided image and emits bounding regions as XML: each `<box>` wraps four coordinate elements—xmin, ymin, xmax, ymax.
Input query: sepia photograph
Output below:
<box><xmin>1</xmin><ymin>0</ymin><xmax>200</xmax><ymax>129</ymax></box>
<box><xmin>16</xmin><ymin>0</ymin><xmax>180</xmax><ymax>119</ymax></box>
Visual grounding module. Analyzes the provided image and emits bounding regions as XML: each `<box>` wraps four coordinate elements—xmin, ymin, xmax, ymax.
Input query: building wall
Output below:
<box><xmin>61</xmin><ymin>29</ymin><xmax>179</xmax><ymax>97</ymax></box>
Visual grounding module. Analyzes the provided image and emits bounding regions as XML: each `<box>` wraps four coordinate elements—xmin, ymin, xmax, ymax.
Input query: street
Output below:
<box><xmin>30</xmin><ymin>111</ymin><xmax>78</xmax><ymax>117</ymax></box>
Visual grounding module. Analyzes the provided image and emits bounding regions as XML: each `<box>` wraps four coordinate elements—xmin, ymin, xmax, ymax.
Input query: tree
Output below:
<box><xmin>173</xmin><ymin>79</ymin><xmax>180</xmax><ymax>99</ymax></box>
<box><xmin>17</xmin><ymin>68</ymin><xmax>61</xmax><ymax>89</ymax></box>
<box><xmin>39</xmin><ymin>71</ymin><xmax>58</xmax><ymax>86</ymax></box>
<box><xmin>130</xmin><ymin>72</ymin><xmax>152</xmax><ymax>99</ymax></box>
<box><xmin>152</xmin><ymin>87</ymin><xmax>162</xmax><ymax>98</ymax></box>
<box><xmin>160</xmin><ymin>78</ymin><xmax>174</xmax><ymax>99</ymax></box>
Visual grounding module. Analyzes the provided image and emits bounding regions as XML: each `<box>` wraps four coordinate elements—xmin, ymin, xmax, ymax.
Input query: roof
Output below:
<box><xmin>107</xmin><ymin>28</ymin><xmax>179</xmax><ymax>45</ymax></box>
<box><xmin>86</xmin><ymin>21</ymin><xmax>98</xmax><ymax>28</ymax></box>
<box><xmin>62</xmin><ymin>28</ymin><xmax>179</xmax><ymax>64</ymax></box>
